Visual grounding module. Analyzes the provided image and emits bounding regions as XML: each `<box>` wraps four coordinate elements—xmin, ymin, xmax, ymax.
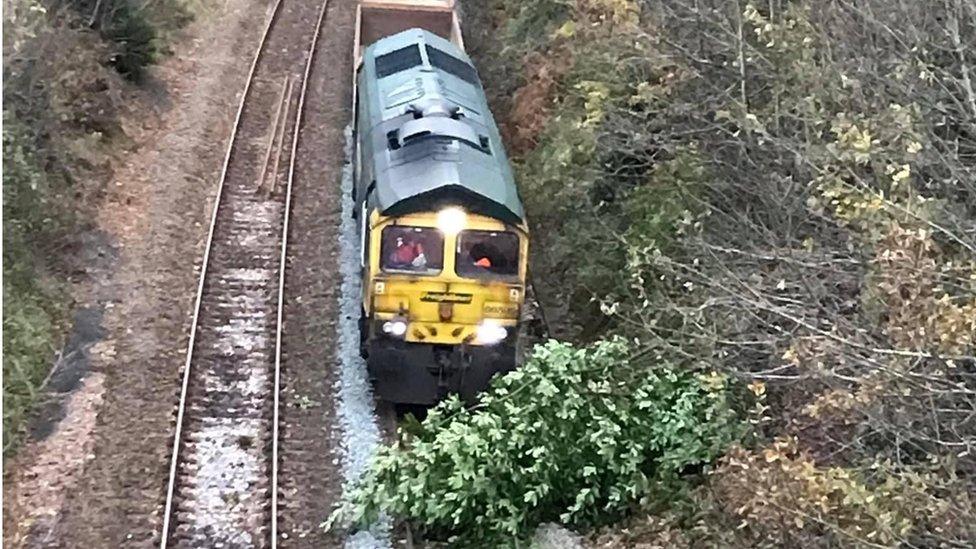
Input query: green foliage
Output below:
<box><xmin>498</xmin><ymin>0</ymin><xmax>572</xmax><ymax>52</ymax></box>
<box><xmin>2</xmin><ymin>0</ymin><xmax>192</xmax><ymax>456</ymax></box>
<box><xmin>2</xmin><ymin>275</ymin><xmax>65</xmax><ymax>456</ymax></box>
<box><xmin>506</xmin><ymin>19</ymin><xmax>704</xmax><ymax>338</ymax></box>
<box><xmin>334</xmin><ymin>340</ymin><xmax>738</xmax><ymax>544</ymax></box>
<box><xmin>2</xmin><ymin>111</ymin><xmax>68</xmax><ymax>455</ymax></box>
<box><xmin>101</xmin><ymin>2</ymin><xmax>161</xmax><ymax>81</ymax></box>
<box><xmin>463</xmin><ymin>0</ymin><xmax>976</xmax><ymax>544</ymax></box>
<box><xmin>1</xmin><ymin>111</ymin><xmax>75</xmax><ymax>240</ymax></box>
<box><xmin>26</xmin><ymin>0</ymin><xmax>196</xmax><ymax>83</ymax></box>
<box><xmin>53</xmin><ymin>0</ymin><xmax>192</xmax><ymax>81</ymax></box>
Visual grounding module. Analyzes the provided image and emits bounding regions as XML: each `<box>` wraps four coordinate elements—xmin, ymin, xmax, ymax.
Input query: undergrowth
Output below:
<box><xmin>336</xmin><ymin>0</ymin><xmax>976</xmax><ymax>545</ymax></box>
<box><xmin>2</xmin><ymin>112</ymin><xmax>70</xmax><ymax>455</ymax></box>
<box><xmin>2</xmin><ymin>0</ymin><xmax>193</xmax><ymax>456</ymax></box>
<box><xmin>332</xmin><ymin>340</ymin><xmax>739</xmax><ymax>544</ymax></box>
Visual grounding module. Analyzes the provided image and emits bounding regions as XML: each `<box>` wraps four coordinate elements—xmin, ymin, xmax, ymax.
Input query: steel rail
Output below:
<box><xmin>159</xmin><ymin>1</ymin><xmax>286</xmax><ymax>544</ymax></box>
<box><xmin>158</xmin><ymin>0</ymin><xmax>331</xmax><ymax>544</ymax></box>
<box><xmin>376</xmin><ymin>404</ymin><xmax>415</xmax><ymax>549</ymax></box>
<box><xmin>271</xmin><ymin>0</ymin><xmax>331</xmax><ymax>546</ymax></box>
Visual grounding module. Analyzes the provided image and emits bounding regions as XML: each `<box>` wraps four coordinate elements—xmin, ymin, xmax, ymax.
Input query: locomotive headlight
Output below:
<box><xmin>382</xmin><ymin>319</ymin><xmax>407</xmax><ymax>337</ymax></box>
<box><xmin>436</xmin><ymin>207</ymin><xmax>467</xmax><ymax>235</ymax></box>
<box><xmin>476</xmin><ymin>321</ymin><xmax>508</xmax><ymax>345</ymax></box>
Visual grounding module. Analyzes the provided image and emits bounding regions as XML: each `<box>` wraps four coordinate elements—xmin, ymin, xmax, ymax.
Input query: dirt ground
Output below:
<box><xmin>2</xmin><ymin>0</ymin><xmax>270</xmax><ymax>545</ymax></box>
<box><xmin>274</xmin><ymin>0</ymin><xmax>357</xmax><ymax>545</ymax></box>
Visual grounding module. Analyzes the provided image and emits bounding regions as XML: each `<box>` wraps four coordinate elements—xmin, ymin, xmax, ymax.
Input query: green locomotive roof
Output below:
<box><xmin>357</xmin><ymin>29</ymin><xmax>525</xmax><ymax>226</ymax></box>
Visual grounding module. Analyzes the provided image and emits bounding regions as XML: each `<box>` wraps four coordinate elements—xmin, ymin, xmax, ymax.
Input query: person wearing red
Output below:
<box><xmin>389</xmin><ymin>236</ymin><xmax>426</xmax><ymax>269</ymax></box>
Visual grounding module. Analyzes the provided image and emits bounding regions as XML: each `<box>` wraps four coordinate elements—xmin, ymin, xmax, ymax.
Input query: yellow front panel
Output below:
<box><xmin>365</xmin><ymin>209</ymin><xmax>528</xmax><ymax>346</ymax></box>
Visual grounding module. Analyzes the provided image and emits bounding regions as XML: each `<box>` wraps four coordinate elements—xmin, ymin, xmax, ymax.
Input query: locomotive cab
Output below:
<box><xmin>362</xmin><ymin>208</ymin><xmax>527</xmax><ymax>403</ymax></box>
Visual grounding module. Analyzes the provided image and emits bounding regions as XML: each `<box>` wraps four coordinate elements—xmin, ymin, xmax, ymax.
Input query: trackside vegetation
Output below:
<box><xmin>2</xmin><ymin>0</ymin><xmax>192</xmax><ymax>455</ymax></box>
<box><xmin>340</xmin><ymin>0</ymin><xmax>976</xmax><ymax>545</ymax></box>
<box><xmin>334</xmin><ymin>340</ymin><xmax>739</xmax><ymax>544</ymax></box>
<box><xmin>3</xmin><ymin>111</ymin><xmax>72</xmax><ymax>456</ymax></box>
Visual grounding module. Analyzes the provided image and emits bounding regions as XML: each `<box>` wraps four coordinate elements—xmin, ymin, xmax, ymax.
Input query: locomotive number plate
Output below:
<box><xmin>483</xmin><ymin>303</ymin><xmax>518</xmax><ymax>316</ymax></box>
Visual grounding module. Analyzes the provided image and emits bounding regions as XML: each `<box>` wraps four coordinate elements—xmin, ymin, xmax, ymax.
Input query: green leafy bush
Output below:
<box><xmin>101</xmin><ymin>2</ymin><xmax>160</xmax><ymax>81</ymax></box>
<box><xmin>49</xmin><ymin>0</ymin><xmax>193</xmax><ymax>82</ymax></box>
<box><xmin>2</xmin><ymin>275</ymin><xmax>65</xmax><ymax>455</ymax></box>
<box><xmin>334</xmin><ymin>340</ymin><xmax>738</xmax><ymax>544</ymax></box>
<box><xmin>2</xmin><ymin>111</ymin><xmax>68</xmax><ymax>454</ymax></box>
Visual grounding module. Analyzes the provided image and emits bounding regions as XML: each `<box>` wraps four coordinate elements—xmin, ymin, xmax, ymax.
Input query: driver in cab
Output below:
<box><xmin>388</xmin><ymin>236</ymin><xmax>427</xmax><ymax>270</ymax></box>
<box><xmin>470</xmin><ymin>243</ymin><xmax>496</xmax><ymax>270</ymax></box>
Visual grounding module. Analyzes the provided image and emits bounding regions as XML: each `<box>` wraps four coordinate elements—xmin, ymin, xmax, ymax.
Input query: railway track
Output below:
<box><xmin>160</xmin><ymin>0</ymin><xmax>330</xmax><ymax>546</ymax></box>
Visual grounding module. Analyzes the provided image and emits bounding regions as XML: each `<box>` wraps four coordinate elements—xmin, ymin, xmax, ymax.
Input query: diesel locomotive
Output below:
<box><xmin>352</xmin><ymin>0</ymin><xmax>527</xmax><ymax>404</ymax></box>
